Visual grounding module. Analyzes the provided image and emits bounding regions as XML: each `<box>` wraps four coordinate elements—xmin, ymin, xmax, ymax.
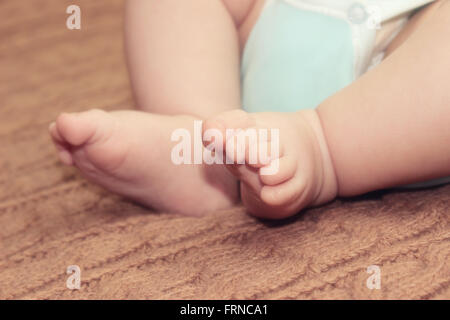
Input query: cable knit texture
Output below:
<box><xmin>0</xmin><ymin>0</ymin><xmax>448</xmax><ymax>300</ymax></box>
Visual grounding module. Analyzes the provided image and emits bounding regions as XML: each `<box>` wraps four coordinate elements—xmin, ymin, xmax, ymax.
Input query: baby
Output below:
<box><xmin>49</xmin><ymin>0</ymin><xmax>450</xmax><ymax>219</ymax></box>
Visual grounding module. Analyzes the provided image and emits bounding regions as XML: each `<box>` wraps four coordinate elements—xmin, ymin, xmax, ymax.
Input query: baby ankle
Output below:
<box><xmin>296</xmin><ymin>109</ymin><xmax>339</xmax><ymax>205</ymax></box>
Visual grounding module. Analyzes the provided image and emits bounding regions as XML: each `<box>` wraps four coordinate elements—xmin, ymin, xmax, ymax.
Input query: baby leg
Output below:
<box><xmin>318</xmin><ymin>0</ymin><xmax>450</xmax><ymax>196</ymax></box>
<box><xmin>51</xmin><ymin>0</ymin><xmax>257</xmax><ymax>214</ymax></box>
<box><xmin>203</xmin><ymin>1</ymin><xmax>450</xmax><ymax>218</ymax></box>
<box><xmin>124</xmin><ymin>0</ymin><xmax>254</xmax><ymax>117</ymax></box>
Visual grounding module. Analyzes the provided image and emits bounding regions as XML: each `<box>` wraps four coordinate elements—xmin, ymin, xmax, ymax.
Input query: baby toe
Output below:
<box><xmin>56</xmin><ymin>109</ymin><xmax>110</xmax><ymax>147</ymax></box>
<box><xmin>259</xmin><ymin>156</ymin><xmax>297</xmax><ymax>185</ymax></box>
<box><xmin>49</xmin><ymin>121</ymin><xmax>74</xmax><ymax>165</ymax></box>
<box><xmin>56</xmin><ymin>112</ymin><xmax>91</xmax><ymax>146</ymax></box>
<box><xmin>260</xmin><ymin>174</ymin><xmax>307</xmax><ymax>208</ymax></box>
<box><xmin>202</xmin><ymin>109</ymin><xmax>255</xmax><ymax>151</ymax></box>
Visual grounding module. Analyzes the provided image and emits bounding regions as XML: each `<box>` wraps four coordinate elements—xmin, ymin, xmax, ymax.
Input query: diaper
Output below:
<box><xmin>241</xmin><ymin>0</ymin><xmax>450</xmax><ymax>188</ymax></box>
<box><xmin>241</xmin><ymin>0</ymin><xmax>435</xmax><ymax>113</ymax></box>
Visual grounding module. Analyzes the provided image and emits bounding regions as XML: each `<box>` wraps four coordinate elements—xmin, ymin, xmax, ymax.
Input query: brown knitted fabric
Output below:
<box><xmin>0</xmin><ymin>0</ymin><xmax>448</xmax><ymax>300</ymax></box>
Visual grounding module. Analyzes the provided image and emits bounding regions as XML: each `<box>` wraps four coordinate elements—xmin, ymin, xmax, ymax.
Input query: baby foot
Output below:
<box><xmin>202</xmin><ymin>109</ymin><xmax>338</xmax><ymax>219</ymax></box>
<box><xmin>49</xmin><ymin>109</ymin><xmax>238</xmax><ymax>214</ymax></box>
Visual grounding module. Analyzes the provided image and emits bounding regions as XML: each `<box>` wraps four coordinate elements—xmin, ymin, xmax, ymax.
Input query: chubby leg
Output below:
<box><xmin>204</xmin><ymin>1</ymin><xmax>450</xmax><ymax>218</ymax></box>
<box><xmin>124</xmin><ymin>0</ymin><xmax>254</xmax><ymax>116</ymax></box>
<box><xmin>318</xmin><ymin>0</ymin><xmax>450</xmax><ymax>196</ymax></box>
<box><xmin>50</xmin><ymin>0</ymin><xmax>257</xmax><ymax>214</ymax></box>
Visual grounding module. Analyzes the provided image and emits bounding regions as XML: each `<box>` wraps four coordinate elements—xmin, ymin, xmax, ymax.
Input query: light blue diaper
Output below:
<box><xmin>241</xmin><ymin>0</ymin><xmax>449</xmax><ymax>188</ymax></box>
<box><xmin>241</xmin><ymin>0</ymin><xmax>373</xmax><ymax>112</ymax></box>
<box><xmin>241</xmin><ymin>0</ymin><xmax>435</xmax><ymax>112</ymax></box>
